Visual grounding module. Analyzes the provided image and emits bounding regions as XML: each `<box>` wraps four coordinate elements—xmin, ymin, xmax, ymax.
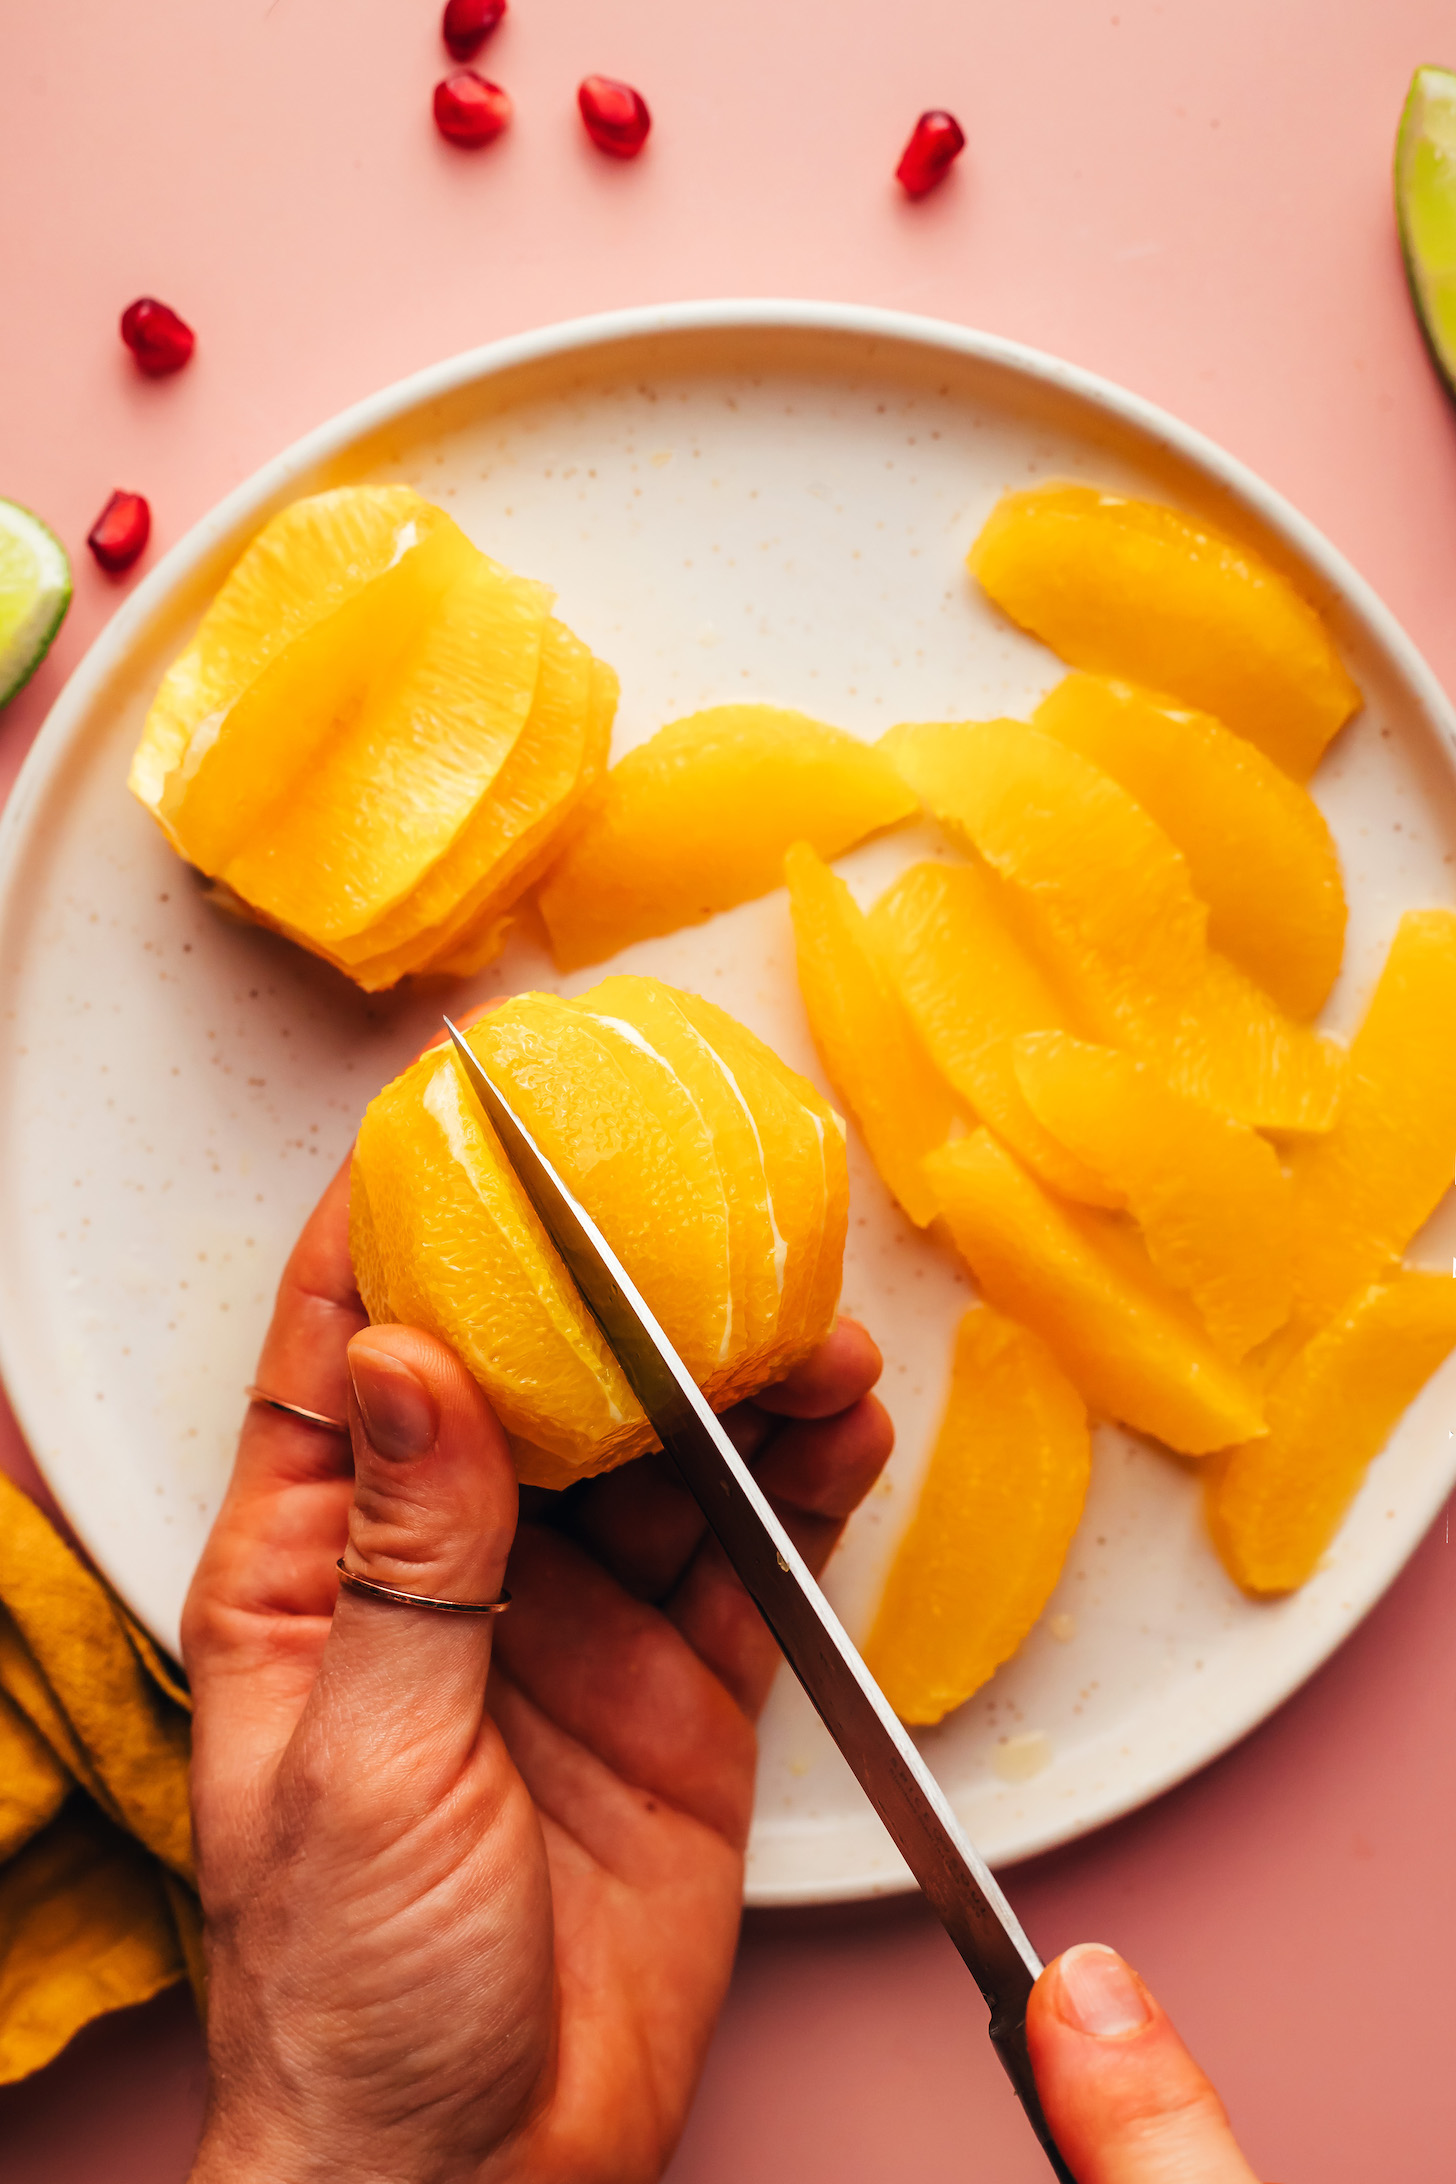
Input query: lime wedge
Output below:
<box><xmin>0</xmin><ymin>499</ymin><xmax>72</xmax><ymax>709</ymax></box>
<box><xmin>1396</xmin><ymin>64</ymin><xmax>1456</xmax><ymax>400</ymax></box>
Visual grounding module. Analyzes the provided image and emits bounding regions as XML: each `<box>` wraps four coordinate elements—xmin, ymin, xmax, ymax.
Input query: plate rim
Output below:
<box><xmin>4</xmin><ymin>296</ymin><xmax>1455</xmax><ymax>1903</ymax></box>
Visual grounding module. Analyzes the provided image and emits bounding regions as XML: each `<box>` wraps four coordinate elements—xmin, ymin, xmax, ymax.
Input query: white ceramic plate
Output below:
<box><xmin>3</xmin><ymin>301</ymin><xmax>1455</xmax><ymax>1907</ymax></box>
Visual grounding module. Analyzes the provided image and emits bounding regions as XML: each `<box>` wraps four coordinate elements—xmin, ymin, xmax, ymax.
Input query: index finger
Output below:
<box><xmin>187</xmin><ymin>1158</ymin><xmax>363</xmax><ymax>1654</ymax></box>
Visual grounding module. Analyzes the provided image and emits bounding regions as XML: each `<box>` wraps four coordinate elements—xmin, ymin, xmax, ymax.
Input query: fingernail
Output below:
<box><xmin>349</xmin><ymin>1347</ymin><xmax>437</xmax><ymax>1462</ymax></box>
<box><xmin>1055</xmin><ymin>1944</ymin><xmax>1152</xmax><ymax>2038</ymax></box>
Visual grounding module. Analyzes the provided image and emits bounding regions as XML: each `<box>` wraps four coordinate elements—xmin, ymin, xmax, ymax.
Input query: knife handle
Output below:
<box><xmin>989</xmin><ymin>2001</ymin><xmax>1078</xmax><ymax>2182</ymax></box>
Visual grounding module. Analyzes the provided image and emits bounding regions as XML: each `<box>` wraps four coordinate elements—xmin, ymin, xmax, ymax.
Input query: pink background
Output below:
<box><xmin>4</xmin><ymin>0</ymin><xmax>1456</xmax><ymax>2175</ymax></box>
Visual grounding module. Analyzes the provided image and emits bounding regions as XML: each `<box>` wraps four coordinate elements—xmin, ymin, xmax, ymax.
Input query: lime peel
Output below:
<box><xmin>1396</xmin><ymin>64</ymin><xmax>1456</xmax><ymax>402</ymax></box>
<box><xmin>0</xmin><ymin>499</ymin><xmax>72</xmax><ymax>709</ymax></box>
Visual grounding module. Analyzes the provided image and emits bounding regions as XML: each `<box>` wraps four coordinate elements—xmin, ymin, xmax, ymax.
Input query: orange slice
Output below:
<box><xmin>924</xmin><ymin>1130</ymin><xmax>1265</xmax><ymax>1455</ymax></box>
<box><xmin>785</xmin><ymin>841</ymin><xmax>961</xmax><ymax>1225</ymax></box>
<box><xmin>332</xmin><ymin>618</ymin><xmax>594</xmax><ymax>968</ymax></box>
<box><xmin>1287</xmin><ymin>909</ymin><xmax>1456</xmax><ymax>1334</ymax></box>
<box><xmin>219</xmin><ymin>537</ymin><xmax>551</xmax><ymax>941</ymax></box>
<box><xmin>1011</xmin><ymin>1031</ymin><xmax>1292</xmax><ymax>1357</ymax></box>
<box><xmin>864</xmin><ymin>1307</ymin><xmax>1089</xmax><ymax>1725</ymax></box>
<box><xmin>868</xmin><ymin>860</ymin><xmax>1116</xmax><ymax>1207</ymax></box>
<box><xmin>969</xmin><ymin>485</ymin><xmax>1361</xmax><ymax>779</ymax></box>
<box><xmin>537</xmin><ymin>705</ymin><xmax>917</xmax><ymax>970</ymax></box>
<box><xmin>883</xmin><ymin>718</ymin><xmax>1346</xmax><ymax>1134</ymax></box>
<box><xmin>1032</xmin><ymin>674</ymin><xmax>1347</xmax><ymax>1018</ymax></box>
<box><xmin>131</xmin><ymin>485</ymin><xmax>440</xmax><ymax>839</ymax></box>
<box><xmin>1206</xmin><ymin>1272</ymin><xmax>1456</xmax><ymax>1592</ymax></box>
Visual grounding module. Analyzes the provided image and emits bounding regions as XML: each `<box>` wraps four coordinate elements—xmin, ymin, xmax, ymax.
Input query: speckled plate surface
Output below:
<box><xmin>2</xmin><ymin>301</ymin><xmax>1454</xmax><ymax>1904</ymax></box>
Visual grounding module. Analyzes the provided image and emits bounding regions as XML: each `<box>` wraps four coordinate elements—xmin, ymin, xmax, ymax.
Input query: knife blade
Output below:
<box><xmin>444</xmin><ymin>1018</ymin><xmax>1074</xmax><ymax>2181</ymax></box>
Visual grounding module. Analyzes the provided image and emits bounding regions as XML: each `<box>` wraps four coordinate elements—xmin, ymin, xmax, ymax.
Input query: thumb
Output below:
<box><xmin>1027</xmin><ymin>1944</ymin><xmax>1263</xmax><ymax>2184</ymax></box>
<box><xmin>308</xmin><ymin>1325</ymin><xmax>518</xmax><ymax>1791</ymax></box>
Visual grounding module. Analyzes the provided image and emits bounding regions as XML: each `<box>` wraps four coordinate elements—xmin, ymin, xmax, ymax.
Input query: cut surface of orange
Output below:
<box><xmin>868</xmin><ymin>859</ymin><xmax>1116</xmax><ymax>1207</ymax></box>
<box><xmin>1206</xmin><ymin>1272</ymin><xmax>1456</xmax><ymax>1593</ymax></box>
<box><xmin>537</xmin><ymin>705</ymin><xmax>917</xmax><ymax>970</ymax></box>
<box><xmin>864</xmin><ymin>1307</ymin><xmax>1089</xmax><ymax>1726</ymax></box>
<box><xmin>883</xmin><ymin>718</ymin><xmax>1346</xmax><ymax>1134</ymax></box>
<box><xmin>785</xmin><ymin>842</ymin><xmax>961</xmax><ymax>1225</ymax></box>
<box><xmin>1286</xmin><ymin>909</ymin><xmax>1456</xmax><ymax>1334</ymax></box>
<box><xmin>351</xmin><ymin>975</ymin><xmax>847</xmax><ymax>1484</ymax></box>
<box><xmin>1011</xmin><ymin>1032</ymin><xmax>1292</xmax><ymax>1357</ymax></box>
<box><xmin>924</xmin><ymin>1131</ymin><xmax>1265</xmax><ymax>1455</ymax></box>
<box><xmin>1032</xmin><ymin>674</ymin><xmax>1347</xmax><ymax>1018</ymax></box>
<box><xmin>969</xmin><ymin>484</ymin><xmax>1361</xmax><ymax>779</ymax></box>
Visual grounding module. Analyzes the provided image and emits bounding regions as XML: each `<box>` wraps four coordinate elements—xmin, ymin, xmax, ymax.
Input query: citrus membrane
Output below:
<box><xmin>0</xmin><ymin>500</ymin><xmax>71</xmax><ymax>709</ymax></box>
<box><xmin>1396</xmin><ymin>64</ymin><xmax>1456</xmax><ymax>399</ymax></box>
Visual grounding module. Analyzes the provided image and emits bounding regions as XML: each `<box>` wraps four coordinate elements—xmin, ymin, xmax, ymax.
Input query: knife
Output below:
<box><xmin>444</xmin><ymin>1018</ymin><xmax>1075</xmax><ymax>2182</ymax></box>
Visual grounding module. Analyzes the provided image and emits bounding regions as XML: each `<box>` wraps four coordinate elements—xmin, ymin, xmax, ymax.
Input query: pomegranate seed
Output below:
<box><xmin>433</xmin><ymin>69</ymin><xmax>512</xmax><ymax>147</ymax></box>
<box><xmin>895</xmin><ymin>110</ymin><xmax>966</xmax><ymax>198</ymax></box>
<box><xmin>88</xmin><ymin>491</ymin><xmax>151</xmax><ymax>575</ymax></box>
<box><xmin>119</xmin><ymin>297</ymin><xmax>195</xmax><ymax>376</ymax></box>
<box><xmin>442</xmin><ymin>0</ymin><xmax>505</xmax><ymax>61</ymax></box>
<box><xmin>578</xmin><ymin>75</ymin><xmax>651</xmax><ymax>158</ymax></box>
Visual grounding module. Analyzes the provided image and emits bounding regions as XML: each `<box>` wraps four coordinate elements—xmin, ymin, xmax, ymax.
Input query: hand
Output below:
<box><xmin>1029</xmin><ymin>1943</ymin><xmax>1264</xmax><ymax>2183</ymax></box>
<box><xmin>183</xmin><ymin>1157</ymin><xmax>892</xmax><ymax>2184</ymax></box>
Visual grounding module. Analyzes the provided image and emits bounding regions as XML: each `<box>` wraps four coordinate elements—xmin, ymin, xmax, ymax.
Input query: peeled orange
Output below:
<box><xmin>130</xmin><ymin>486</ymin><xmax>613</xmax><ymax>988</ymax></box>
<box><xmin>351</xmin><ymin>975</ymin><xmax>848</xmax><ymax>1486</ymax></box>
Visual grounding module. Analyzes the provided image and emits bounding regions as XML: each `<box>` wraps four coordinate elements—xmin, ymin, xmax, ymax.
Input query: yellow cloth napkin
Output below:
<box><xmin>0</xmin><ymin>1471</ymin><xmax>201</xmax><ymax>2083</ymax></box>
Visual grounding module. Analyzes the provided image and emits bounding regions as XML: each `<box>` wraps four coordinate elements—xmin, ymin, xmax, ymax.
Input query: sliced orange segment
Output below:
<box><xmin>1011</xmin><ymin>1031</ymin><xmax>1292</xmax><ymax>1357</ymax></box>
<box><xmin>1206</xmin><ymin>1272</ymin><xmax>1456</xmax><ymax>1592</ymax></box>
<box><xmin>577</xmin><ymin>975</ymin><xmax>779</xmax><ymax>1363</ymax></box>
<box><xmin>864</xmin><ymin>1308</ymin><xmax>1089</xmax><ymax>1725</ymax></box>
<box><xmin>537</xmin><ymin>705</ymin><xmax>917</xmax><ymax>970</ymax></box>
<box><xmin>924</xmin><ymin>1131</ymin><xmax>1265</xmax><ymax>1455</ymax></box>
<box><xmin>883</xmin><ymin>718</ymin><xmax>1346</xmax><ymax>1134</ymax></box>
<box><xmin>673</xmin><ymin>989</ymin><xmax>850</xmax><ymax>1379</ymax></box>
<box><xmin>785</xmin><ymin>842</ymin><xmax>961</xmax><ymax>1225</ymax></box>
<box><xmin>1287</xmin><ymin>909</ymin><xmax>1456</xmax><ymax>1332</ymax></box>
<box><xmin>969</xmin><ymin>485</ymin><xmax>1361</xmax><ymax>779</ymax></box>
<box><xmin>868</xmin><ymin>860</ymin><xmax>1116</xmax><ymax>1207</ymax></box>
<box><xmin>131</xmin><ymin>485</ymin><xmax>439</xmax><ymax>837</ymax></box>
<box><xmin>332</xmin><ymin>617</ymin><xmax>593</xmax><ymax>966</ymax></box>
<box><xmin>1032</xmin><ymin>674</ymin><xmax>1347</xmax><ymax>1018</ymax></box>
<box><xmin>220</xmin><ymin>539</ymin><xmax>551</xmax><ymax>940</ymax></box>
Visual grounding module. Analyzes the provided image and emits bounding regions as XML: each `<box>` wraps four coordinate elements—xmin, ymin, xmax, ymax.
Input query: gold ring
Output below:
<box><xmin>246</xmin><ymin>1385</ymin><xmax>349</xmax><ymax>1434</ymax></box>
<box><xmin>334</xmin><ymin>1559</ymin><xmax>512</xmax><ymax>1616</ymax></box>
